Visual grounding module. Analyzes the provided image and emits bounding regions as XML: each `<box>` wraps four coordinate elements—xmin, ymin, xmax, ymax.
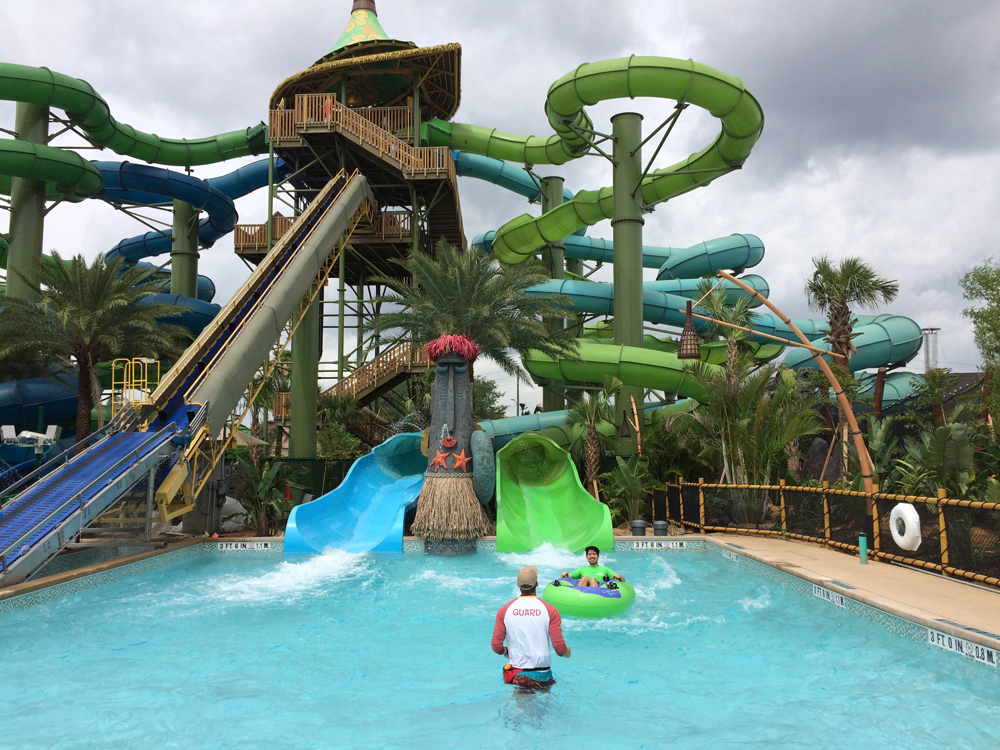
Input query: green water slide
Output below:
<box><xmin>496</xmin><ymin>434</ymin><xmax>613</xmax><ymax>553</ymax></box>
<box><xmin>426</xmin><ymin>56</ymin><xmax>763</xmax><ymax>264</ymax></box>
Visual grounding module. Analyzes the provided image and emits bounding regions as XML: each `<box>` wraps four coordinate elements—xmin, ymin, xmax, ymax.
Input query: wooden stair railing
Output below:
<box><xmin>268</xmin><ymin>95</ymin><xmax>455</xmax><ymax>181</ymax></box>
<box><xmin>324</xmin><ymin>343</ymin><xmax>430</xmax><ymax>401</ymax></box>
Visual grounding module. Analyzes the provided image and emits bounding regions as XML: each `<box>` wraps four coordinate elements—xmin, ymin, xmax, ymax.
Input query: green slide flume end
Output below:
<box><xmin>428</xmin><ymin>56</ymin><xmax>764</xmax><ymax>264</ymax></box>
<box><xmin>496</xmin><ymin>434</ymin><xmax>613</xmax><ymax>554</ymax></box>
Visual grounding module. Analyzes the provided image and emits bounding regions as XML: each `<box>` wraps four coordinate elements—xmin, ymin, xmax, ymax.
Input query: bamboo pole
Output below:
<box><xmin>716</xmin><ymin>270</ymin><xmax>874</xmax><ymax>498</ymax></box>
<box><xmin>680</xmin><ymin>308</ymin><xmax>848</xmax><ymax>359</ymax></box>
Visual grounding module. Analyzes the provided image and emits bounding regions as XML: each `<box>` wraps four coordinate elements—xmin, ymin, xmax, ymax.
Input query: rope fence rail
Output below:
<box><xmin>659</xmin><ymin>478</ymin><xmax>1000</xmax><ymax>589</ymax></box>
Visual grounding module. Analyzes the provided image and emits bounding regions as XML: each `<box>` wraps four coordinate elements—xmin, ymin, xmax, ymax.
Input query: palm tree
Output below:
<box><xmin>695</xmin><ymin>279</ymin><xmax>758</xmax><ymax>373</ymax></box>
<box><xmin>805</xmin><ymin>256</ymin><xmax>899</xmax><ymax>366</ymax></box>
<box><xmin>0</xmin><ymin>253</ymin><xmax>189</xmax><ymax>442</ymax></box>
<box><xmin>369</xmin><ymin>239</ymin><xmax>579</xmax><ymax>383</ymax></box>
<box><xmin>565</xmin><ymin>380</ymin><xmax>619</xmax><ymax>498</ymax></box>
<box><xmin>367</xmin><ymin>239</ymin><xmax>580</xmax><ymax>541</ymax></box>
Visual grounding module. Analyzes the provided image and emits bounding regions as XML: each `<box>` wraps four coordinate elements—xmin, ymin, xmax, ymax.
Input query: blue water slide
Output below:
<box><xmin>100</xmin><ymin>162</ymin><xmax>237</xmax><ymax>263</ymax></box>
<box><xmin>285</xmin><ymin>432</ymin><xmax>426</xmax><ymax>554</ymax></box>
<box><xmin>527</xmin><ymin>279</ymin><xmax>923</xmax><ymax>375</ymax></box>
<box><xmin>782</xmin><ymin>314</ymin><xmax>924</xmax><ymax>372</ymax></box>
<box><xmin>0</xmin><ymin>374</ymin><xmax>78</xmax><ymax>436</ymax></box>
<box><xmin>101</xmin><ymin>158</ymin><xmax>287</xmax><ymax>264</ymax></box>
<box><xmin>453</xmin><ymin>151</ymin><xmax>574</xmax><ymax>203</ymax></box>
<box><xmin>655</xmin><ymin>233</ymin><xmax>764</xmax><ymax>280</ymax></box>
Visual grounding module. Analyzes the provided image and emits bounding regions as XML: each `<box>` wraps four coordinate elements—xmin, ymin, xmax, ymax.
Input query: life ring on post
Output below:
<box><xmin>889</xmin><ymin>503</ymin><xmax>921</xmax><ymax>551</ymax></box>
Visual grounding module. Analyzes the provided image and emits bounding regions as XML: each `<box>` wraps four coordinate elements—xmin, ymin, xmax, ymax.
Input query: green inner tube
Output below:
<box><xmin>542</xmin><ymin>579</ymin><xmax>636</xmax><ymax>618</ymax></box>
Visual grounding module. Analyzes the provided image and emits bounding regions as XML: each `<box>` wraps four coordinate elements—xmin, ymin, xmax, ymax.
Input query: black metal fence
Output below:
<box><xmin>281</xmin><ymin>458</ymin><xmax>356</xmax><ymax>498</ymax></box>
<box><xmin>663</xmin><ymin>479</ymin><xmax>1000</xmax><ymax>589</ymax></box>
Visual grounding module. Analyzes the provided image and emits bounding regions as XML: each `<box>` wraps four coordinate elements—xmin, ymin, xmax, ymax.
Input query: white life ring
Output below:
<box><xmin>889</xmin><ymin>503</ymin><xmax>921</xmax><ymax>551</ymax></box>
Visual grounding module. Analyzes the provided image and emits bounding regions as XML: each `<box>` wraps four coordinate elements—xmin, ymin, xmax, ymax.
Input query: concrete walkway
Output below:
<box><xmin>699</xmin><ymin>533</ymin><xmax>1000</xmax><ymax>651</ymax></box>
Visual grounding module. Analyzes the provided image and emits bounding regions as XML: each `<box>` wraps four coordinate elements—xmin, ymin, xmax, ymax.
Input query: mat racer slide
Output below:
<box><xmin>0</xmin><ymin>172</ymin><xmax>375</xmax><ymax>585</ymax></box>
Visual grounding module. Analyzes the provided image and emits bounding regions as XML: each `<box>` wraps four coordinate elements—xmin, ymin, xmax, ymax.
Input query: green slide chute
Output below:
<box><xmin>426</xmin><ymin>56</ymin><xmax>764</xmax><ymax>264</ymax></box>
<box><xmin>496</xmin><ymin>434</ymin><xmax>613</xmax><ymax>553</ymax></box>
<box><xmin>0</xmin><ymin>64</ymin><xmax>268</xmax><ymax>168</ymax></box>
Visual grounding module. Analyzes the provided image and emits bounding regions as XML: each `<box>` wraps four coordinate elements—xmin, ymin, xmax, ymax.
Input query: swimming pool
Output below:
<box><xmin>1</xmin><ymin>544</ymin><xmax>998</xmax><ymax>749</ymax></box>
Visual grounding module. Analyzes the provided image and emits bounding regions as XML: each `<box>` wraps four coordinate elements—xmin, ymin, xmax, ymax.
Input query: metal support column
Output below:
<box><xmin>611</xmin><ymin>113</ymin><xmax>644</xmax><ymax>455</ymax></box>
<box><xmin>540</xmin><ymin>176</ymin><xmax>566</xmax><ymax>412</ymax></box>
<box><xmin>412</xmin><ymin>74</ymin><xmax>422</xmax><ymax>148</ymax></box>
<box><xmin>6</xmin><ymin>102</ymin><xmax>49</xmax><ymax>301</ymax></box>
<box><xmin>356</xmin><ymin>269</ymin><xmax>366</xmax><ymax>369</ymax></box>
<box><xmin>290</xmin><ymin>296</ymin><xmax>320</xmax><ymax>459</ymax></box>
<box><xmin>266</xmin><ymin>138</ymin><xmax>275</xmax><ymax>253</ymax></box>
<box><xmin>170</xmin><ymin>200</ymin><xmax>199</xmax><ymax>298</ymax></box>
<box><xmin>338</xmin><ymin>248</ymin><xmax>347</xmax><ymax>381</ymax></box>
<box><xmin>144</xmin><ymin>466</ymin><xmax>156</xmax><ymax>542</ymax></box>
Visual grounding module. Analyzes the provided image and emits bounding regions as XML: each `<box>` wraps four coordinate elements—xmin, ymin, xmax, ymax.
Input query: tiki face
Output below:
<box><xmin>426</xmin><ymin>353</ymin><xmax>473</xmax><ymax>475</ymax></box>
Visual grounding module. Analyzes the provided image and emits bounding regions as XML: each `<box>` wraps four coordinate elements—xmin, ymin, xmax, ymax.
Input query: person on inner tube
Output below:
<box><xmin>561</xmin><ymin>546</ymin><xmax>624</xmax><ymax>588</ymax></box>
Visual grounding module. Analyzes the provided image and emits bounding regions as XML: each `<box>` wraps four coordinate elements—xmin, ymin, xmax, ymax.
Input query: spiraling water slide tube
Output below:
<box><xmin>433</xmin><ymin>56</ymin><xmax>923</xmax><ymax>551</ymax></box>
<box><xmin>0</xmin><ymin>63</ymin><xmax>273</xmax><ymax>436</ymax></box>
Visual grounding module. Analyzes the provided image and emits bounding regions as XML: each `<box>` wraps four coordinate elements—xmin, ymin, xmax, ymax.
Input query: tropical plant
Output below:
<box><xmin>894</xmin><ymin>420</ymin><xmax>975</xmax><ymax>499</ymax></box>
<box><xmin>861</xmin><ymin>413</ymin><xmax>901</xmax><ymax>490</ymax></box>
<box><xmin>0</xmin><ymin>253</ymin><xmax>189</xmax><ymax>442</ymax></box>
<box><xmin>670</xmin><ymin>359</ymin><xmax>823</xmax><ymax>486</ymax></box>
<box><xmin>316</xmin><ymin>392</ymin><xmax>365</xmax><ymax>459</ymax></box>
<box><xmin>599</xmin><ymin>453</ymin><xmax>652</xmax><ymax>525</ymax></box>
<box><xmin>643</xmin><ymin>411</ymin><xmax>716</xmax><ymax>482</ymax></box>
<box><xmin>565</xmin><ymin>380</ymin><xmax>620</xmax><ymax>498</ymax></box>
<box><xmin>805</xmin><ymin>255</ymin><xmax>899</xmax><ymax>366</ymax></box>
<box><xmin>695</xmin><ymin>278</ymin><xmax>758</xmax><ymax>372</ymax></box>
<box><xmin>367</xmin><ymin>239</ymin><xmax>579</xmax><ymax>383</ymax></box>
<box><xmin>233</xmin><ymin>453</ymin><xmax>306</xmax><ymax>536</ymax></box>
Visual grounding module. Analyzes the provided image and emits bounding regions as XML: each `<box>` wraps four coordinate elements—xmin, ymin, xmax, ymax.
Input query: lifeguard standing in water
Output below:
<box><xmin>492</xmin><ymin>565</ymin><xmax>571</xmax><ymax>688</ymax></box>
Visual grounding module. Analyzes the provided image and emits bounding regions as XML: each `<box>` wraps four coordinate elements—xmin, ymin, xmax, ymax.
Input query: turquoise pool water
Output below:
<box><xmin>1</xmin><ymin>545</ymin><xmax>998</xmax><ymax>749</ymax></box>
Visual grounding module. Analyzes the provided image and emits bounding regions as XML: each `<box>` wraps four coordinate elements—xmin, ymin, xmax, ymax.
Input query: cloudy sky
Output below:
<box><xmin>2</xmin><ymin>0</ymin><xmax>998</xmax><ymax>412</ymax></box>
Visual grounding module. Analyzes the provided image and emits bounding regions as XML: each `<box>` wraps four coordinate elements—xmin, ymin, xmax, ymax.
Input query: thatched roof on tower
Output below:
<box><xmin>270</xmin><ymin>1</ymin><xmax>461</xmax><ymax>121</ymax></box>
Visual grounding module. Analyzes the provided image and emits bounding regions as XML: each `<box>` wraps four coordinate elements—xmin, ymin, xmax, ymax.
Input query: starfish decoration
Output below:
<box><xmin>450</xmin><ymin>449</ymin><xmax>472</xmax><ymax>473</ymax></box>
<box><xmin>429</xmin><ymin>449</ymin><xmax>450</xmax><ymax>472</ymax></box>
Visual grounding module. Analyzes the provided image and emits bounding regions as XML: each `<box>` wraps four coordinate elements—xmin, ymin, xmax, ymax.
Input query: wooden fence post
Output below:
<box><xmin>698</xmin><ymin>477</ymin><xmax>706</xmax><ymax>534</ymax></box>
<box><xmin>679</xmin><ymin>480</ymin><xmax>685</xmax><ymax>526</ymax></box>
<box><xmin>937</xmin><ymin>488</ymin><xmax>949</xmax><ymax>576</ymax></box>
<box><xmin>664</xmin><ymin>483</ymin><xmax>670</xmax><ymax>523</ymax></box>
<box><xmin>822</xmin><ymin>480</ymin><xmax>831</xmax><ymax>545</ymax></box>
<box><xmin>779</xmin><ymin>479</ymin><xmax>787</xmax><ymax>536</ymax></box>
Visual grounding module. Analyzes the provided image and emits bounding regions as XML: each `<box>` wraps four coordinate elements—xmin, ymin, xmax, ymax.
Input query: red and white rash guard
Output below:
<box><xmin>492</xmin><ymin>595</ymin><xmax>567</xmax><ymax>669</ymax></box>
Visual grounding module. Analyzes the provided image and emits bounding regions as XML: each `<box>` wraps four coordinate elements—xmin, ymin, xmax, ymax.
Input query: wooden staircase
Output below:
<box><xmin>324</xmin><ymin>343</ymin><xmax>430</xmax><ymax>407</ymax></box>
<box><xmin>269</xmin><ymin>94</ymin><xmax>466</xmax><ymax>250</ymax></box>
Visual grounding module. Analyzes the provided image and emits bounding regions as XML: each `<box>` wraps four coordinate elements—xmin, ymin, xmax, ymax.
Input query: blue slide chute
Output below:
<box><xmin>285</xmin><ymin>432</ymin><xmax>427</xmax><ymax>555</ymax></box>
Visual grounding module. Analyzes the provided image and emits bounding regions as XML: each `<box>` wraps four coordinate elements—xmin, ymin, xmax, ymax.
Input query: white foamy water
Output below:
<box><xmin>738</xmin><ymin>588</ymin><xmax>772</xmax><ymax>612</ymax></box>
<box><xmin>496</xmin><ymin>542</ymin><xmax>615</xmax><ymax>585</ymax></box>
<box><xmin>634</xmin><ymin>557</ymin><xmax>682</xmax><ymax>601</ymax></box>
<box><xmin>198</xmin><ymin>548</ymin><xmax>374</xmax><ymax>604</ymax></box>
